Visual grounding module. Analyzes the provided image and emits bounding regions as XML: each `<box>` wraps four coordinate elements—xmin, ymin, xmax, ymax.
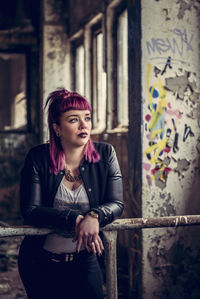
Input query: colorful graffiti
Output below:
<box><xmin>143</xmin><ymin>62</ymin><xmax>195</xmax><ymax>189</ymax></box>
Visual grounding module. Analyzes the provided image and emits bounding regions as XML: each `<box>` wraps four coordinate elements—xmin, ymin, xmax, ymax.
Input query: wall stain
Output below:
<box><xmin>152</xmin><ymin>192</ymin><xmax>176</xmax><ymax>217</ymax></box>
<box><xmin>47</xmin><ymin>51</ymin><xmax>56</xmax><ymax>60</ymax></box>
<box><xmin>165</xmin><ymin>71</ymin><xmax>200</xmax><ymax>103</ymax></box>
<box><xmin>44</xmin><ymin>0</ymin><xmax>64</xmax><ymax>23</ymax></box>
<box><xmin>176</xmin><ymin>0</ymin><xmax>200</xmax><ymax>19</ymax></box>
<box><xmin>46</xmin><ymin>29</ymin><xmax>67</xmax><ymax>65</ymax></box>
<box><xmin>147</xmin><ymin>236</ymin><xmax>200</xmax><ymax>298</ymax></box>
<box><xmin>165</xmin><ymin>72</ymin><xmax>190</xmax><ymax>100</ymax></box>
<box><xmin>146</xmin><ymin>192</ymin><xmax>176</xmax><ymax>218</ymax></box>
<box><xmin>0</xmin><ymin>134</ymin><xmax>37</xmax><ymax>224</ymax></box>
<box><xmin>162</xmin><ymin>9</ymin><xmax>171</xmax><ymax>21</ymax></box>
<box><xmin>175</xmin><ymin>158</ymin><xmax>190</xmax><ymax>176</ymax></box>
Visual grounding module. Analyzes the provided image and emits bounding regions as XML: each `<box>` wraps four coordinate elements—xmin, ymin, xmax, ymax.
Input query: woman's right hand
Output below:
<box><xmin>73</xmin><ymin>214</ymin><xmax>104</xmax><ymax>256</ymax></box>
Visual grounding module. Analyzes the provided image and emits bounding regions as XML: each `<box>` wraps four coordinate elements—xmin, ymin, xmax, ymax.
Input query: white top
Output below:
<box><xmin>43</xmin><ymin>181</ymin><xmax>90</xmax><ymax>253</ymax></box>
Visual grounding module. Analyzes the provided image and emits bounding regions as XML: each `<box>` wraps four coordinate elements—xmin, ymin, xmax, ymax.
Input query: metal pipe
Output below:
<box><xmin>102</xmin><ymin>215</ymin><xmax>200</xmax><ymax>231</ymax></box>
<box><xmin>103</xmin><ymin>230</ymin><xmax>118</xmax><ymax>299</ymax></box>
<box><xmin>1</xmin><ymin>215</ymin><xmax>200</xmax><ymax>237</ymax></box>
<box><xmin>1</xmin><ymin>215</ymin><xmax>200</xmax><ymax>298</ymax></box>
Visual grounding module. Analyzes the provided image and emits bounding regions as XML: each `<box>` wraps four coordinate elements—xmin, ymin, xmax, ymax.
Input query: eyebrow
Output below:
<box><xmin>66</xmin><ymin>113</ymin><xmax>91</xmax><ymax>118</ymax></box>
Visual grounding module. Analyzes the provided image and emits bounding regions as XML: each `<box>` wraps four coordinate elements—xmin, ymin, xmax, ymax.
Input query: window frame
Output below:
<box><xmin>0</xmin><ymin>49</ymin><xmax>31</xmax><ymax>133</ymax></box>
<box><xmin>112</xmin><ymin>3</ymin><xmax>128</xmax><ymax>129</ymax></box>
<box><xmin>71</xmin><ymin>36</ymin><xmax>85</xmax><ymax>95</ymax></box>
<box><xmin>91</xmin><ymin>21</ymin><xmax>107</xmax><ymax>131</ymax></box>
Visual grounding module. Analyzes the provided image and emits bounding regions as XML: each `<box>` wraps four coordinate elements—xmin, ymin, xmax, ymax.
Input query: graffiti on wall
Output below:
<box><xmin>143</xmin><ymin>26</ymin><xmax>200</xmax><ymax>189</ymax></box>
<box><xmin>143</xmin><ymin>59</ymin><xmax>200</xmax><ymax>189</ymax></box>
<box><xmin>146</xmin><ymin>28</ymin><xmax>194</xmax><ymax>58</ymax></box>
<box><xmin>144</xmin><ymin>63</ymin><xmax>175</xmax><ymax>189</ymax></box>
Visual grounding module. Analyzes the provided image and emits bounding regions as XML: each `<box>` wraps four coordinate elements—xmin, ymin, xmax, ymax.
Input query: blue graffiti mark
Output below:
<box><xmin>146</xmin><ymin>28</ymin><xmax>194</xmax><ymax>57</ymax></box>
<box><xmin>148</xmin><ymin>103</ymin><xmax>157</xmax><ymax>111</ymax></box>
<box><xmin>149</xmin><ymin>86</ymin><xmax>159</xmax><ymax>98</ymax></box>
<box><xmin>155</xmin><ymin>111</ymin><xmax>165</xmax><ymax>139</ymax></box>
<box><xmin>172</xmin><ymin>118</ymin><xmax>177</xmax><ymax>131</ymax></box>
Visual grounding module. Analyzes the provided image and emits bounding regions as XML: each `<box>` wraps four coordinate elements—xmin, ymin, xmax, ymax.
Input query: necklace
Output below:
<box><xmin>64</xmin><ymin>168</ymin><xmax>81</xmax><ymax>182</ymax></box>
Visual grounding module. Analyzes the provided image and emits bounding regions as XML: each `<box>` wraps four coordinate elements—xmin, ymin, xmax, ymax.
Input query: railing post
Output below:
<box><xmin>103</xmin><ymin>230</ymin><xmax>118</xmax><ymax>299</ymax></box>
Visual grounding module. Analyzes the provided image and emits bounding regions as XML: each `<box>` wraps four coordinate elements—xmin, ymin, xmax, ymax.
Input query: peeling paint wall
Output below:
<box><xmin>42</xmin><ymin>0</ymin><xmax>71</xmax><ymax>142</ymax></box>
<box><xmin>142</xmin><ymin>0</ymin><xmax>200</xmax><ymax>298</ymax></box>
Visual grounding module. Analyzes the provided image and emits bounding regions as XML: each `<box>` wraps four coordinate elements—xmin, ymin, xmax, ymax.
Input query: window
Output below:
<box><xmin>117</xmin><ymin>9</ymin><xmax>128</xmax><ymax>127</ymax></box>
<box><xmin>0</xmin><ymin>53</ymin><xmax>27</xmax><ymax>131</ymax></box>
<box><xmin>92</xmin><ymin>25</ymin><xmax>106</xmax><ymax>130</ymax></box>
<box><xmin>74</xmin><ymin>43</ymin><xmax>85</xmax><ymax>95</ymax></box>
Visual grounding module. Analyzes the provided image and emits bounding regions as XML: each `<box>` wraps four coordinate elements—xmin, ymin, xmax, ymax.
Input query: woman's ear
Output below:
<box><xmin>52</xmin><ymin>123</ymin><xmax>60</xmax><ymax>136</ymax></box>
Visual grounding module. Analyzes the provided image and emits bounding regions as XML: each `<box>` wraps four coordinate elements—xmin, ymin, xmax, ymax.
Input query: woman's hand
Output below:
<box><xmin>73</xmin><ymin>214</ymin><xmax>104</xmax><ymax>255</ymax></box>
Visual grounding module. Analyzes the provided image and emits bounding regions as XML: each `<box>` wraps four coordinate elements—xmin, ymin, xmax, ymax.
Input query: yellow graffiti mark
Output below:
<box><xmin>150</xmin><ymin>166</ymin><xmax>167</xmax><ymax>183</ymax></box>
<box><xmin>149</xmin><ymin>158</ymin><xmax>170</xmax><ymax>183</ymax></box>
<box><xmin>149</xmin><ymin>98</ymin><xmax>168</xmax><ymax>138</ymax></box>
<box><xmin>150</xmin><ymin>129</ymin><xmax>163</xmax><ymax>140</ymax></box>
<box><xmin>147</xmin><ymin>64</ymin><xmax>153</xmax><ymax>111</ymax></box>
<box><xmin>145</xmin><ymin>138</ymin><xmax>168</xmax><ymax>164</ymax></box>
<box><xmin>147</xmin><ymin>64</ymin><xmax>168</xmax><ymax>139</ymax></box>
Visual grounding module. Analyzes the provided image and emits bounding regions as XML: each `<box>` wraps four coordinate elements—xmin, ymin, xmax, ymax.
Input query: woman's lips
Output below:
<box><xmin>78</xmin><ymin>132</ymin><xmax>88</xmax><ymax>138</ymax></box>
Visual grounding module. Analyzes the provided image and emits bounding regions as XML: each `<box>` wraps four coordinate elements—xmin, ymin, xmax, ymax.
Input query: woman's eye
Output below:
<box><xmin>85</xmin><ymin>117</ymin><xmax>91</xmax><ymax>121</ymax></box>
<box><xmin>69</xmin><ymin>118</ymin><xmax>78</xmax><ymax>123</ymax></box>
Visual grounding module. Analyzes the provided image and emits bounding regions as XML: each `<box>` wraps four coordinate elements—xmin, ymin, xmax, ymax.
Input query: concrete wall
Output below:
<box><xmin>42</xmin><ymin>0</ymin><xmax>71</xmax><ymax>142</ymax></box>
<box><xmin>141</xmin><ymin>0</ymin><xmax>200</xmax><ymax>298</ymax></box>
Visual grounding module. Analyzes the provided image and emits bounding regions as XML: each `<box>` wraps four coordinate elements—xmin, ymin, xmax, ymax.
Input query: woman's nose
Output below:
<box><xmin>79</xmin><ymin>119</ymin><xmax>87</xmax><ymax>129</ymax></box>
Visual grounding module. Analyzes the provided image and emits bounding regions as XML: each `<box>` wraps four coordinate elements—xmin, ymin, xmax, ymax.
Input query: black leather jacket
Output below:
<box><xmin>20</xmin><ymin>142</ymin><xmax>124</xmax><ymax>231</ymax></box>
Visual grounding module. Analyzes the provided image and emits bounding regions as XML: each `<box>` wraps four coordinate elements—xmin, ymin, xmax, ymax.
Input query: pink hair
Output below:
<box><xmin>45</xmin><ymin>88</ymin><xmax>100</xmax><ymax>174</ymax></box>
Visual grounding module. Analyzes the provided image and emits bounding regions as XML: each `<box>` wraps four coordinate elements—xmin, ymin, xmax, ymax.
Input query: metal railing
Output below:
<box><xmin>1</xmin><ymin>215</ymin><xmax>200</xmax><ymax>299</ymax></box>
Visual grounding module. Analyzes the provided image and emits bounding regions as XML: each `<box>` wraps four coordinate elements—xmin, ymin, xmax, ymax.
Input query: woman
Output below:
<box><xmin>18</xmin><ymin>89</ymin><xmax>123</xmax><ymax>299</ymax></box>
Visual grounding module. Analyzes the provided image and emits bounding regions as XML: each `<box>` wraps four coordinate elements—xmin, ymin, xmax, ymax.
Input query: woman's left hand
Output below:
<box><xmin>73</xmin><ymin>214</ymin><xmax>104</xmax><ymax>255</ymax></box>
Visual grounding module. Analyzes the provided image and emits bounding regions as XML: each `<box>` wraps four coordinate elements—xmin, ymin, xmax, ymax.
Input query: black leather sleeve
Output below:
<box><xmin>92</xmin><ymin>145</ymin><xmax>124</xmax><ymax>227</ymax></box>
<box><xmin>20</xmin><ymin>149</ymin><xmax>80</xmax><ymax>229</ymax></box>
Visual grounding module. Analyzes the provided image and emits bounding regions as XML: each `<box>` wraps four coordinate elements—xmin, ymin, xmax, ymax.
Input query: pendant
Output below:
<box><xmin>64</xmin><ymin>169</ymin><xmax>81</xmax><ymax>182</ymax></box>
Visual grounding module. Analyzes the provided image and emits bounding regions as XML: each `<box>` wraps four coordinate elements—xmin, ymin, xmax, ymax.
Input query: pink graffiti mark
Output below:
<box><xmin>145</xmin><ymin>114</ymin><xmax>151</xmax><ymax>122</ymax></box>
<box><xmin>164</xmin><ymin>147</ymin><xmax>171</xmax><ymax>153</ymax></box>
<box><xmin>168</xmin><ymin>102</ymin><xmax>172</xmax><ymax>109</ymax></box>
<box><xmin>166</xmin><ymin>109</ymin><xmax>182</xmax><ymax>119</ymax></box>
<box><xmin>151</xmin><ymin>167</ymin><xmax>160</xmax><ymax>175</ymax></box>
<box><xmin>163</xmin><ymin>167</ymin><xmax>172</xmax><ymax>174</ymax></box>
<box><xmin>143</xmin><ymin>162</ymin><xmax>151</xmax><ymax>171</ymax></box>
<box><xmin>146</xmin><ymin>175</ymin><xmax>152</xmax><ymax>186</ymax></box>
<box><xmin>151</xmin><ymin>167</ymin><xmax>172</xmax><ymax>175</ymax></box>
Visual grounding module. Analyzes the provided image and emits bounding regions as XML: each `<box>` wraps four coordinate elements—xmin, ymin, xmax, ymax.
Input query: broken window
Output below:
<box><xmin>0</xmin><ymin>53</ymin><xmax>27</xmax><ymax>131</ymax></box>
<box><xmin>92</xmin><ymin>25</ymin><xmax>106</xmax><ymax>130</ymax></box>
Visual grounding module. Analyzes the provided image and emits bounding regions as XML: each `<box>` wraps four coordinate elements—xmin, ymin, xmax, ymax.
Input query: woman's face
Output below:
<box><xmin>53</xmin><ymin>110</ymin><xmax>92</xmax><ymax>149</ymax></box>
